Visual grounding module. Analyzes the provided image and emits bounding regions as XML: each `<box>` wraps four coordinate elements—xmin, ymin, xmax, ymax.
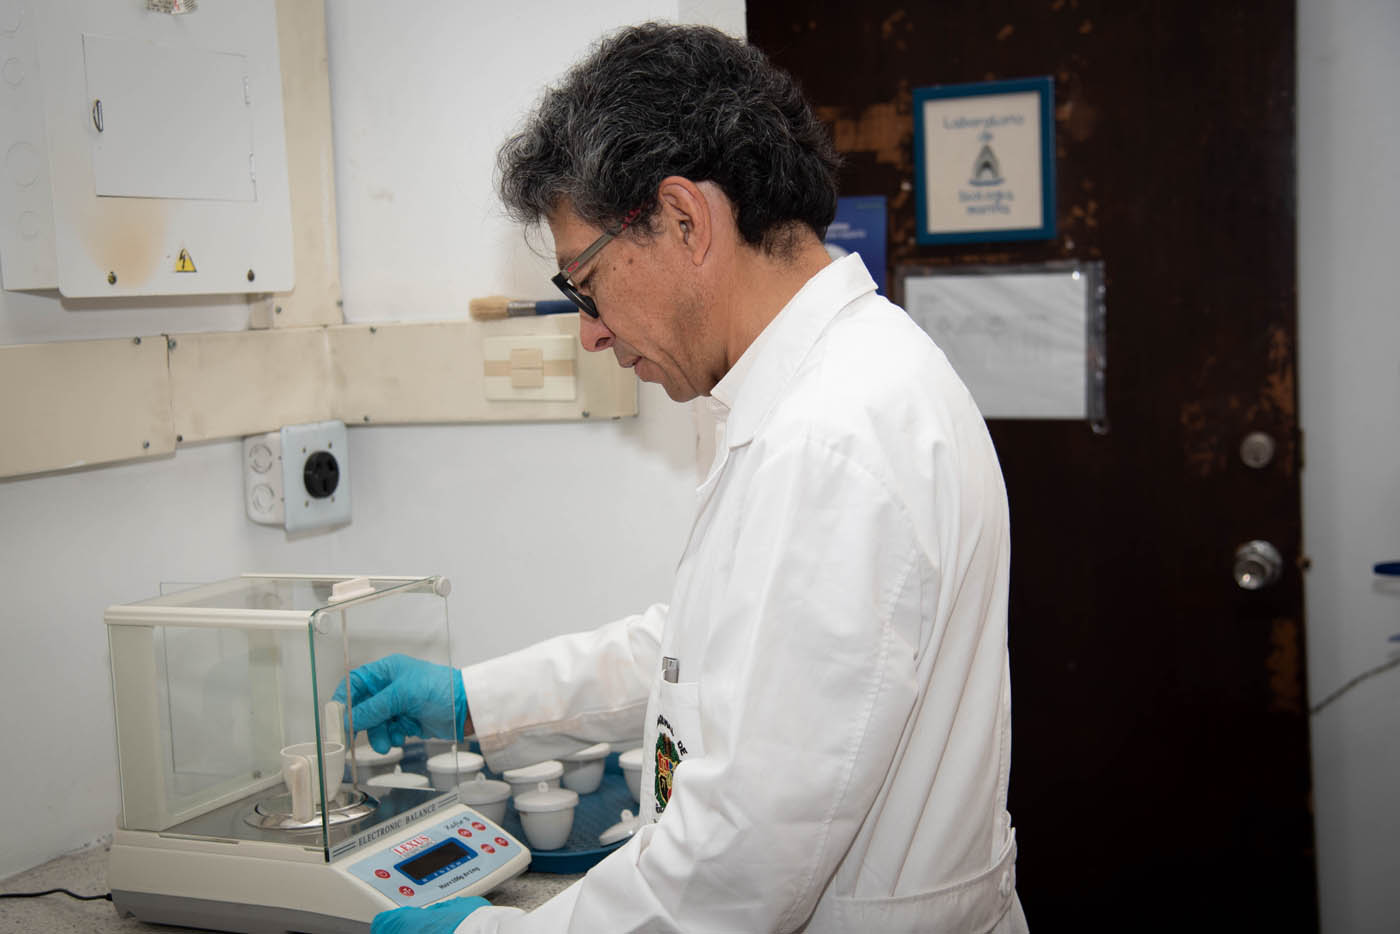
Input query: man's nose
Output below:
<box><xmin>579</xmin><ymin>312</ymin><xmax>613</xmax><ymax>352</ymax></box>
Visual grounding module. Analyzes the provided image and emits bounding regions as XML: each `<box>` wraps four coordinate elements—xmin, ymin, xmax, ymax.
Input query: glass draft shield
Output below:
<box><xmin>105</xmin><ymin>574</ymin><xmax>457</xmax><ymax>861</ymax></box>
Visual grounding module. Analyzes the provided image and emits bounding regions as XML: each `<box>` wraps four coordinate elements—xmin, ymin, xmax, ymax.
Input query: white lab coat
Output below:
<box><xmin>460</xmin><ymin>255</ymin><xmax>1027</xmax><ymax>932</ymax></box>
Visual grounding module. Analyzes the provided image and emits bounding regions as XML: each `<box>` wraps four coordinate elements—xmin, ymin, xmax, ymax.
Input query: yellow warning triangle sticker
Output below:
<box><xmin>175</xmin><ymin>248</ymin><xmax>196</xmax><ymax>273</ymax></box>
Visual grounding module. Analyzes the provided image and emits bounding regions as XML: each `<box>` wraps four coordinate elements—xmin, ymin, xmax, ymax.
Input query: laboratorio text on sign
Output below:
<box><xmin>941</xmin><ymin>113</ymin><xmax>1027</xmax><ymax>131</ymax></box>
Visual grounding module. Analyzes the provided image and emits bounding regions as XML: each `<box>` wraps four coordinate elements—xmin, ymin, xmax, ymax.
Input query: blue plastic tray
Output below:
<box><xmin>397</xmin><ymin>742</ymin><xmax>635</xmax><ymax>873</ymax></box>
<box><xmin>497</xmin><ymin>758</ymin><xmax>635</xmax><ymax>873</ymax></box>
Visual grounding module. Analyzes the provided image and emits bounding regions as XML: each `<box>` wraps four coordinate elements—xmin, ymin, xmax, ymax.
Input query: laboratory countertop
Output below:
<box><xmin>0</xmin><ymin>843</ymin><xmax>583</xmax><ymax>933</ymax></box>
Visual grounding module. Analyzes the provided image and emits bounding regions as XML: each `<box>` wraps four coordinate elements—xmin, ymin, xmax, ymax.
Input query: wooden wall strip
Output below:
<box><xmin>329</xmin><ymin>318</ymin><xmax>637</xmax><ymax>424</ymax></box>
<box><xmin>0</xmin><ymin>337</ymin><xmax>173</xmax><ymax>477</ymax></box>
<box><xmin>168</xmin><ymin>328</ymin><xmax>333</xmax><ymax>443</ymax></box>
<box><xmin>248</xmin><ymin>0</ymin><xmax>344</xmax><ymax>330</ymax></box>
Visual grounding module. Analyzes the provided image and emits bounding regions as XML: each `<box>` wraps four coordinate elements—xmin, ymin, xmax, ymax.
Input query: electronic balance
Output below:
<box><xmin>105</xmin><ymin>574</ymin><xmax>529</xmax><ymax>933</ymax></box>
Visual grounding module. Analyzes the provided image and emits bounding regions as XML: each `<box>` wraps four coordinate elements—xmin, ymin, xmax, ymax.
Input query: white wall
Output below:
<box><xmin>1298</xmin><ymin>1</ymin><xmax>1400</xmax><ymax>931</ymax></box>
<box><xmin>0</xmin><ymin>0</ymin><xmax>742</xmax><ymax>880</ymax></box>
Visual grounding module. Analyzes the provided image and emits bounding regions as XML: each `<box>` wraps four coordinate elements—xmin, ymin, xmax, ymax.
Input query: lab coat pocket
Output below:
<box><xmin>809</xmin><ymin>829</ymin><xmax>1024</xmax><ymax>933</ymax></box>
<box><xmin>652</xmin><ymin>680</ymin><xmax>705</xmax><ymax>813</ymax></box>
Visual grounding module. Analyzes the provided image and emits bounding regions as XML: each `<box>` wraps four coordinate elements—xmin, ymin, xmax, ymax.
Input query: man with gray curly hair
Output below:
<box><xmin>497</xmin><ymin>22</ymin><xmax>844</xmax><ymax>404</ymax></box>
<box><xmin>365</xmin><ymin>22</ymin><xmax>1026</xmax><ymax>934</ymax></box>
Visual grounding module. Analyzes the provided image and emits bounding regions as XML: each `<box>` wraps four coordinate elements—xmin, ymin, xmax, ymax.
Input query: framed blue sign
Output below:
<box><xmin>912</xmin><ymin>77</ymin><xmax>1056</xmax><ymax>245</ymax></box>
<box><xmin>824</xmin><ymin>195</ymin><xmax>887</xmax><ymax>294</ymax></box>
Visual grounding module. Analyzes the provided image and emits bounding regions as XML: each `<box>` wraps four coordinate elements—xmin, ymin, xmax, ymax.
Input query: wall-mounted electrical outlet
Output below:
<box><xmin>243</xmin><ymin>419</ymin><xmax>350</xmax><ymax>532</ymax></box>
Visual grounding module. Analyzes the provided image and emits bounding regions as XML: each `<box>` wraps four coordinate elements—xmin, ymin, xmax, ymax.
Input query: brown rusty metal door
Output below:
<box><xmin>749</xmin><ymin>2</ymin><xmax>1314</xmax><ymax>929</ymax></box>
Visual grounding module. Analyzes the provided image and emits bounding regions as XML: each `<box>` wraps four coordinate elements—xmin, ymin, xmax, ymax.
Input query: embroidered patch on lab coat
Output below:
<box><xmin>654</xmin><ymin>713</ymin><xmax>689</xmax><ymax>812</ymax></box>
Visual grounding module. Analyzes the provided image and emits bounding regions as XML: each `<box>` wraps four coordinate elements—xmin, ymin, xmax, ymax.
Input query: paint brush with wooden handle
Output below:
<box><xmin>470</xmin><ymin>295</ymin><xmax>578</xmax><ymax>319</ymax></box>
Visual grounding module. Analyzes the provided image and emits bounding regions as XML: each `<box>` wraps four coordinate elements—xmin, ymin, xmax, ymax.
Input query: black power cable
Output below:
<box><xmin>1310</xmin><ymin>655</ymin><xmax>1400</xmax><ymax>715</ymax></box>
<box><xmin>0</xmin><ymin>887</ymin><xmax>113</xmax><ymax>901</ymax></box>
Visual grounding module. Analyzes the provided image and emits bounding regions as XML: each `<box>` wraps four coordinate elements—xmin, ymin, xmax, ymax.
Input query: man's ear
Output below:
<box><xmin>656</xmin><ymin>176</ymin><xmax>712</xmax><ymax>265</ymax></box>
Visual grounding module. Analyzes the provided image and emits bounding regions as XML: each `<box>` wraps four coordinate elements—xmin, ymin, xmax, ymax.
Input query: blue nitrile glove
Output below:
<box><xmin>331</xmin><ymin>654</ymin><xmax>468</xmax><ymax>754</ymax></box>
<box><xmin>371</xmin><ymin>896</ymin><xmax>490</xmax><ymax>934</ymax></box>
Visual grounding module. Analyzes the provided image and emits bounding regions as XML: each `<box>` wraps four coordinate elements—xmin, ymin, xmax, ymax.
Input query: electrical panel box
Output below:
<box><xmin>0</xmin><ymin>0</ymin><xmax>294</xmax><ymax>297</ymax></box>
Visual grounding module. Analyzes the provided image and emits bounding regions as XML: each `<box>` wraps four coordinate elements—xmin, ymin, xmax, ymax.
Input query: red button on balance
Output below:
<box><xmin>481</xmin><ymin>844</ymin><xmax>495</xmax><ymax>854</ymax></box>
<box><xmin>399</xmin><ymin>886</ymin><xmax>415</xmax><ymax>897</ymax></box>
<box><xmin>458</xmin><ymin>828</ymin><xmax>472</xmax><ymax>837</ymax></box>
<box><xmin>374</xmin><ymin>869</ymin><xmax>391</xmax><ymax>879</ymax></box>
<box><xmin>495</xmin><ymin>837</ymin><xmax>509</xmax><ymax>847</ymax></box>
<box><xmin>471</xmin><ymin>822</ymin><xmax>486</xmax><ymax>831</ymax></box>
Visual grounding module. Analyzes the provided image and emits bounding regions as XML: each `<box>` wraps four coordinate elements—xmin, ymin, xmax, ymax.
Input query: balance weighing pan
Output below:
<box><xmin>244</xmin><ymin>788</ymin><xmax>378</xmax><ymax>831</ymax></box>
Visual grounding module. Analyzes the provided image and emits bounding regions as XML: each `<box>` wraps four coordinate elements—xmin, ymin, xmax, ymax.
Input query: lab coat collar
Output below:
<box><xmin>709</xmin><ymin>253</ymin><xmax>878</xmax><ymax>449</ymax></box>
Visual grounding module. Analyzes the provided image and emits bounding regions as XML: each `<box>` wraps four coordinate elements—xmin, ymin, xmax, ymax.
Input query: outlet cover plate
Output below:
<box><xmin>280</xmin><ymin>419</ymin><xmax>350</xmax><ymax>533</ymax></box>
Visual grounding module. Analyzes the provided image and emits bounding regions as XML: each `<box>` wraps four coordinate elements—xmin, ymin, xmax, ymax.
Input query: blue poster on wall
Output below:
<box><xmin>824</xmin><ymin>196</ymin><xmax>887</xmax><ymax>294</ymax></box>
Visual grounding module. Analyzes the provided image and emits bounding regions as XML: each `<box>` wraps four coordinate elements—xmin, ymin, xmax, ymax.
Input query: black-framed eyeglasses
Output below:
<box><xmin>551</xmin><ymin>208</ymin><xmax>642</xmax><ymax>318</ymax></box>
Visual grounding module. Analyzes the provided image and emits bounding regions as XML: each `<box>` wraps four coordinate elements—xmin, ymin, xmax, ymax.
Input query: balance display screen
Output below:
<box><xmin>396</xmin><ymin>839</ymin><xmax>476</xmax><ymax>884</ymax></box>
